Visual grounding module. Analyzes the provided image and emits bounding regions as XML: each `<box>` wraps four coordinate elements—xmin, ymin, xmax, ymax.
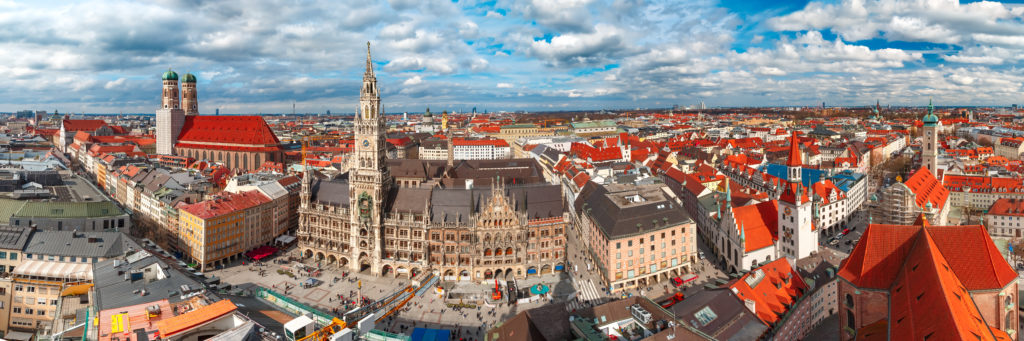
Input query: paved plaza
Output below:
<box><xmin>209</xmin><ymin>253</ymin><xmax>573</xmax><ymax>340</ymax></box>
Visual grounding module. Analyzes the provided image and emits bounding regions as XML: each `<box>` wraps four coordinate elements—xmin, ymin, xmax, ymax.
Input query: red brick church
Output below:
<box><xmin>155</xmin><ymin>70</ymin><xmax>283</xmax><ymax>172</ymax></box>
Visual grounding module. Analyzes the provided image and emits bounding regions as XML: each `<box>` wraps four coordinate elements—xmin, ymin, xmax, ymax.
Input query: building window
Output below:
<box><xmin>845</xmin><ymin>294</ymin><xmax>854</xmax><ymax>309</ymax></box>
<box><xmin>847</xmin><ymin>310</ymin><xmax>856</xmax><ymax>329</ymax></box>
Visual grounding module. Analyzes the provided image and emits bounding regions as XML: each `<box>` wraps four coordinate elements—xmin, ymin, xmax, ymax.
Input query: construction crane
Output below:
<box><xmin>301</xmin><ymin>135</ymin><xmax>341</xmax><ymax>167</ymax></box>
<box><xmin>295</xmin><ymin>318</ymin><xmax>346</xmax><ymax>341</ymax></box>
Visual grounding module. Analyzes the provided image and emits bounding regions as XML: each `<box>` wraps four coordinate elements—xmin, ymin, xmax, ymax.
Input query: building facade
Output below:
<box><xmin>576</xmin><ymin>182</ymin><xmax>696</xmax><ymax>293</ymax></box>
<box><xmin>837</xmin><ymin>220</ymin><xmax>1017</xmax><ymax>340</ymax></box>
<box><xmin>297</xmin><ymin>44</ymin><xmax>568</xmax><ymax>281</ymax></box>
<box><xmin>154</xmin><ymin>70</ymin><xmax>283</xmax><ymax>171</ymax></box>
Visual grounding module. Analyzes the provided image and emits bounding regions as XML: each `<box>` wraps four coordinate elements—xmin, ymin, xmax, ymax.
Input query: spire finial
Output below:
<box><xmin>724</xmin><ymin>178</ymin><xmax>732</xmax><ymax>203</ymax></box>
<box><xmin>365</xmin><ymin>41</ymin><xmax>373</xmax><ymax>74</ymax></box>
<box><xmin>928</xmin><ymin>96</ymin><xmax>933</xmax><ymax>115</ymax></box>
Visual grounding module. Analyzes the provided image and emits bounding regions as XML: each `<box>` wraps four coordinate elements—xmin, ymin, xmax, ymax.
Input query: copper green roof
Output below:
<box><xmin>182</xmin><ymin>73</ymin><xmax>197</xmax><ymax>83</ymax></box>
<box><xmin>923</xmin><ymin>98</ymin><xmax>939</xmax><ymax>126</ymax></box>
<box><xmin>0</xmin><ymin>199</ymin><xmax>27</xmax><ymax>223</ymax></box>
<box><xmin>162</xmin><ymin>70</ymin><xmax>179</xmax><ymax>81</ymax></box>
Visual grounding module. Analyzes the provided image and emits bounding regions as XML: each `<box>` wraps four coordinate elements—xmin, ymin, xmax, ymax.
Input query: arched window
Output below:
<box><xmin>845</xmin><ymin>294</ymin><xmax>854</xmax><ymax>309</ymax></box>
<box><xmin>243</xmin><ymin>154</ymin><xmax>248</xmax><ymax>169</ymax></box>
<box><xmin>234</xmin><ymin>153</ymin><xmax>240</xmax><ymax>168</ymax></box>
<box><xmin>847</xmin><ymin>310</ymin><xmax>856</xmax><ymax>329</ymax></box>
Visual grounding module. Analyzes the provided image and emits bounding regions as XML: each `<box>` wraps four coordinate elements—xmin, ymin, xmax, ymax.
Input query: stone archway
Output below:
<box><xmin>527</xmin><ymin>266</ymin><xmax>538</xmax><ymax>276</ymax></box>
<box><xmin>506</xmin><ymin>268</ymin><xmax>514</xmax><ymax>279</ymax></box>
<box><xmin>397</xmin><ymin>266</ymin><xmax>408</xmax><ymax>278</ymax></box>
<box><xmin>411</xmin><ymin>267</ymin><xmax>421</xmax><ymax>278</ymax></box>
<box><xmin>484</xmin><ymin>269</ymin><xmax>494</xmax><ymax>279</ymax></box>
<box><xmin>459</xmin><ymin>269</ymin><xmax>470</xmax><ymax>280</ymax></box>
<box><xmin>316</xmin><ymin>252</ymin><xmax>325</xmax><ymax>262</ymax></box>
<box><xmin>494</xmin><ymin>269</ymin><xmax>503</xmax><ymax>279</ymax></box>
<box><xmin>382</xmin><ymin>265</ymin><xmax>393</xmax><ymax>277</ymax></box>
<box><xmin>358</xmin><ymin>252</ymin><xmax>371</xmax><ymax>273</ymax></box>
<box><xmin>339</xmin><ymin>257</ymin><xmax>349</xmax><ymax>268</ymax></box>
<box><xmin>303</xmin><ymin>249</ymin><xmax>313</xmax><ymax>258</ymax></box>
<box><xmin>327</xmin><ymin>255</ymin><xmax>337</xmax><ymax>264</ymax></box>
<box><xmin>555</xmin><ymin>262</ymin><xmax>565</xmax><ymax>272</ymax></box>
<box><xmin>540</xmin><ymin>265</ymin><xmax>552</xmax><ymax>275</ymax></box>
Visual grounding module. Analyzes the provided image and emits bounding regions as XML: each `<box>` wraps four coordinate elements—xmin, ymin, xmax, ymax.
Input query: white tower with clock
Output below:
<box><xmin>349</xmin><ymin>42</ymin><xmax>392</xmax><ymax>275</ymax></box>
<box><xmin>777</xmin><ymin>132</ymin><xmax>817</xmax><ymax>260</ymax></box>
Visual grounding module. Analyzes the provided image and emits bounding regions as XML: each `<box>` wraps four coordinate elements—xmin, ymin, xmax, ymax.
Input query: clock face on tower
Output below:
<box><xmin>362</xmin><ymin>139</ymin><xmax>370</xmax><ymax>147</ymax></box>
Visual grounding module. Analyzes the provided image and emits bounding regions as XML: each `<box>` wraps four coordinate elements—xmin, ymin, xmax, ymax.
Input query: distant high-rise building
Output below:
<box><xmin>215</xmin><ymin>108</ymin><xmax>219</xmax><ymax>116</ymax></box>
<box><xmin>326</xmin><ymin>110</ymin><xmax>331</xmax><ymax>116</ymax></box>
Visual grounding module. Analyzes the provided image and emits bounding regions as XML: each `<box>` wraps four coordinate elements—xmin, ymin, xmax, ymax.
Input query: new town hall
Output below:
<box><xmin>297</xmin><ymin>44</ymin><xmax>569</xmax><ymax>281</ymax></box>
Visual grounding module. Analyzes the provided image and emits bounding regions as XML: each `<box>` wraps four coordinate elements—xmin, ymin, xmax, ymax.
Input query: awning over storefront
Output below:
<box><xmin>245</xmin><ymin>245</ymin><xmax>278</xmax><ymax>261</ymax></box>
<box><xmin>60</xmin><ymin>283</ymin><xmax>94</xmax><ymax>296</ymax></box>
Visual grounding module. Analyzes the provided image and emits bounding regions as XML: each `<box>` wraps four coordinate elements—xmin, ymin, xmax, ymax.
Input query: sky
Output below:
<box><xmin>1</xmin><ymin>0</ymin><xmax>1023</xmax><ymax>114</ymax></box>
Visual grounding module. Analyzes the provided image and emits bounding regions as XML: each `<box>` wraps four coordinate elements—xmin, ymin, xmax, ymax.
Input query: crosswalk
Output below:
<box><xmin>566</xmin><ymin>277</ymin><xmax>602</xmax><ymax>311</ymax></box>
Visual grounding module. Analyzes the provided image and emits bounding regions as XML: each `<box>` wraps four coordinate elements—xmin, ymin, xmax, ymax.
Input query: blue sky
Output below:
<box><xmin>0</xmin><ymin>0</ymin><xmax>1023</xmax><ymax>114</ymax></box>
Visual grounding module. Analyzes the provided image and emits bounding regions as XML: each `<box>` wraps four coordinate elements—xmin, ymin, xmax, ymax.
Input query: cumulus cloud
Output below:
<box><xmin>0</xmin><ymin>0</ymin><xmax>1022</xmax><ymax>113</ymax></box>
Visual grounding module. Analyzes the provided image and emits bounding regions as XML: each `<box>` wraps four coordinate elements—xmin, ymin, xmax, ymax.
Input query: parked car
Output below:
<box><xmin>828</xmin><ymin>238</ymin><xmax>840</xmax><ymax>246</ymax></box>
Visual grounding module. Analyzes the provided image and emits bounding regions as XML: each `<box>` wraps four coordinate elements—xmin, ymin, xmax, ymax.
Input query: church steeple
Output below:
<box><xmin>365</xmin><ymin>42</ymin><xmax>374</xmax><ymax>77</ymax></box>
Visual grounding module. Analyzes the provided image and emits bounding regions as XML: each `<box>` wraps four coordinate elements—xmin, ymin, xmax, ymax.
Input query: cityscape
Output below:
<box><xmin>2</xmin><ymin>1</ymin><xmax>1024</xmax><ymax>341</ymax></box>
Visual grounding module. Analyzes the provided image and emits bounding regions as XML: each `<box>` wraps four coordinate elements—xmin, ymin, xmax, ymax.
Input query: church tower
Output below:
<box><xmin>777</xmin><ymin>131</ymin><xmax>817</xmax><ymax>260</ymax></box>
<box><xmin>349</xmin><ymin>42</ymin><xmax>391</xmax><ymax>275</ymax></box>
<box><xmin>156</xmin><ymin>69</ymin><xmax>185</xmax><ymax>155</ymax></box>
<box><xmin>922</xmin><ymin>98</ymin><xmax>940</xmax><ymax>178</ymax></box>
<box><xmin>182</xmin><ymin>73</ymin><xmax>199</xmax><ymax>116</ymax></box>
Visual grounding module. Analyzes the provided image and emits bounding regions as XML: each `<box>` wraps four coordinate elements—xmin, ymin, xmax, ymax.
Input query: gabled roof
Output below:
<box><xmin>62</xmin><ymin>119</ymin><xmax>108</xmax><ymax>132</ymax></box>
<box><xmin>904</xmin><ymin>166</ymin><xmax>948</xmax><ymax>210</ymax></box>
<box><xmin>729</xmin><ymin>258</ymin><xmax>807</xmax><ymax>325</ymax></box>
<box><xmin>177</xmin><ymin>116</ymin><xmax>281</xmax><ymax>147</ymax></box>
<box><xmin>887</xmin><ymin>227</ymin><xmax>1006</xmax><ymax>341</ymax></box>
<box><xmin>839</xmin><ymin>224</ymin><xmax>1015</xmax><ymax>291</ymax></box>
<box><xmin>731</xmin><ymin>200</ymin><xmax>779</xmax><ymax>252</ymax></box>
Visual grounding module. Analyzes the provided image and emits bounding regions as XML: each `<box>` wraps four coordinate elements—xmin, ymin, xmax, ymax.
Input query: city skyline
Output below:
<box><xmin>1</xmin><ymin>0</ymin><xmax>1023</xmax><ymax>114</ymax></box>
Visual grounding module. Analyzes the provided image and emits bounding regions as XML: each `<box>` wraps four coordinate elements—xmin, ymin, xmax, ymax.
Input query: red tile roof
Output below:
<box><xmin>179</xmin><ymin>190</ymin><xmax>271</xmax><ymax>220</ymax></box>
<box><xmin>62</xmin><ymin>119</ymin><xmax>108</xmax><ymax>132</ymax></box>
<box><xmin>177</xmin><ymin>116</ymin><xmax>281</xmax><ymax>148</ymax></box>
<box><xmin>729</xmin><ymin>258</ymin><xmax>807</xmax><ymax>324</ymax></box>
<box><xmin>988</xmin><ymin>198</ymin><xmax>1024</xmax><ymax>217</ymax></box>
<box><xmin>786</xmin><ymin>131</ymin><xmax>802</xmax><ymax>167</ymax></box>
<box><xmin>731</xmin><ymin>200</ymin><xmax>779</xmax><ymax>252</ymax></box>
<box><xmin>887</xmin><ymin>227</ymin><xmax>1005</xmax><ymax>341</ymax></box>
<box><xmin>903</xmin><ymin>167</ymin><xmax>949</xmax><ymax>210</ymax></box>
<box><xmin>839</xmin><ymin>223</ymin><xmax>1015</xmax><ymax>291</ymax></box>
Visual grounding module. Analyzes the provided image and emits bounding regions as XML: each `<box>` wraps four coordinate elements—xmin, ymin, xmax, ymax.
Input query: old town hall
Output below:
<box><xmin>297</xmin><ymin>43</ymin><xmax>568</xmax><ymax>281</ymax></box>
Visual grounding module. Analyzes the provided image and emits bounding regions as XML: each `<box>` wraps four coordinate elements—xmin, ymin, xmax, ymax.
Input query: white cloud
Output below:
<box><xmin>104</xmin><ymin>78</ymin><xmax>127</xmax><ymax>90</ymax></box>
<box><xmin>527</xmin><ymin>24</ymin><xmax>626</xmax><ymax>66</ymax></box>
<box><xmin>403</xmin><ymin>75</ymin><xmax>423</xmax><ymax>85</ymax></box>
<box><xmin>496</xmin><ymin>82</ymin><xmax>513</xmax><ymax>88</ymax></box>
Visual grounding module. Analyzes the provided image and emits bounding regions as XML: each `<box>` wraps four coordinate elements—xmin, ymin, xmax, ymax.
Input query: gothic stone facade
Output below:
<box><xmin>296</xmin><ymin>44</ymin><xmax>567</xmax><ymax>281</ymax></box>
